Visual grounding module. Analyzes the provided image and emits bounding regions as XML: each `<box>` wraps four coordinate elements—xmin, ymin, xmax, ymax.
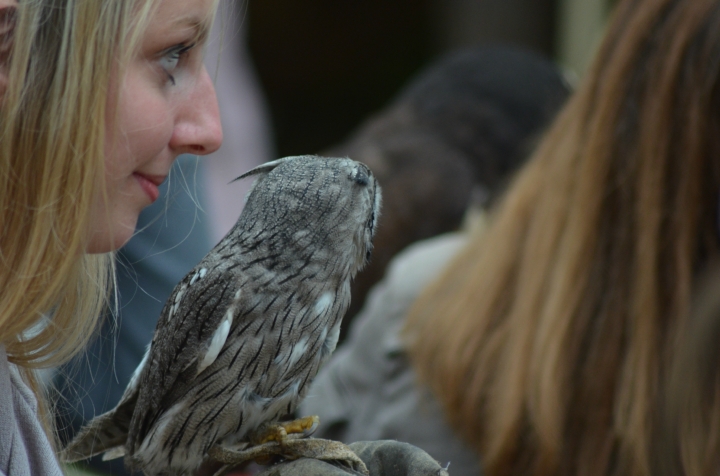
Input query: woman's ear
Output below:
<box><xmin>0</xmin><ymin>2</ymin><xmax>16</xmax><ymax>100</ymax></box>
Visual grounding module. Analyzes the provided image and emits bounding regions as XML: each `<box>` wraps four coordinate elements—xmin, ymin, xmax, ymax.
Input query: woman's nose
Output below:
<box><xmin>170</xmin><ymin>66</ymin><xmax>223</xmax><ymax>156</ymax></box>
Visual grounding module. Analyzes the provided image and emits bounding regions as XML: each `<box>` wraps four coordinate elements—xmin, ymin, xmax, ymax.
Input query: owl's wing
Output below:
<box><xmin>59</xmin><ymin>365</ymin><xmax>143</xmax><ymax>462</ymax></box>
<box><xmin>127</xmin><ymin>263</ymin><xmax>252</xmax><ymax>452</ymax></box>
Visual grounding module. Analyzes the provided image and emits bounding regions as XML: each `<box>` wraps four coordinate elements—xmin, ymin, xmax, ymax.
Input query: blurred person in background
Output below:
<box><xmin>325</xmin><ymin>45</ymin><xmax>570</xmax><ymax>340</ymax></box>
<box><xmin>303</xmin><ymin>0</ymin><xmax>720</xmax><ymax>475</ymax></box>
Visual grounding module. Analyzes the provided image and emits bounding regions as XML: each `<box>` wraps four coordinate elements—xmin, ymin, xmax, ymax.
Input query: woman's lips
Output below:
<box><xmin>133</xmin><ymin>172</ymin><xmax>165</xmax><ymax>203</ymax></box>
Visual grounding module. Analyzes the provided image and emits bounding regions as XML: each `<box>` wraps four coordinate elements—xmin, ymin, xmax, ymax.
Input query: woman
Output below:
<box><xmin>0</xmin><ymin>0</ymin><xmax>222</xmax><ymax>473</ymax></box>
<box><xmin>407</xmin><ymin>0</ymin><xmax>720</xmax><ymax>473</ymax></box>
<box><xmin>303</xmin><ymin>0</ymin><xmax>720</xmax><ymax>475</ymax></box>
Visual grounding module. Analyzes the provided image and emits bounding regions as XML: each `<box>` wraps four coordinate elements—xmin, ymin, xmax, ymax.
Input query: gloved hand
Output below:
<box><xmin>257</xmin><ymin>440</ymin><xmax>450</xmax><ymax>476</ymax></box>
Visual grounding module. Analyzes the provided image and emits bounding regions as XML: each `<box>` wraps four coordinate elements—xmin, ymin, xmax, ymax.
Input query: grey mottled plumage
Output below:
<box><xmin>61</xmin><ymin>156</ymin><xmax>381</xmax><ymax>475</ymax></box>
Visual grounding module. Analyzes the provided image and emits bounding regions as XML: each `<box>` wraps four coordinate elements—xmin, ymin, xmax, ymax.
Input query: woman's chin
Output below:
<box><xmin>86</xmin><ymin>218</ymin><xmax>138</xmax><ymax>254</ymax></box>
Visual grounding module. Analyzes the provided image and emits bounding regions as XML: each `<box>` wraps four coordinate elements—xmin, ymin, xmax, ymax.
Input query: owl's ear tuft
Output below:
<box><xmin>229</xmin><ymin>159</ymin><xmax>282</xmax><ymax>184</ymax></box>
<box><xmin>230</xmin><ymin>156</ymin><xmax>318</xmax><ymax>184</ymax></box>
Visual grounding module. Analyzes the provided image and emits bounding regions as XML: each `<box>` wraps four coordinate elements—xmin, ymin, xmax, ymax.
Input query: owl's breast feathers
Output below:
<box><xmin>127</xmin><ymin>253</ymin><xmax>350</xmax><ymax>455</ymax></box>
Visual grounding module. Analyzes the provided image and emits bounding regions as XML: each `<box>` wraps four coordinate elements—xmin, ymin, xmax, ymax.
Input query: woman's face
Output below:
<box><xmin>87</xmin><ymin>0</ymin><xmax>223</xmax><ymax>253</ymax></box>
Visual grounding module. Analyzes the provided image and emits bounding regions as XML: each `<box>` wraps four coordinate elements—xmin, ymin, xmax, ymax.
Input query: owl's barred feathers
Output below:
<box><xmin>62</xmin><ymin>156</ymin><xmax>381</xmax><ymax>475</ymax></box>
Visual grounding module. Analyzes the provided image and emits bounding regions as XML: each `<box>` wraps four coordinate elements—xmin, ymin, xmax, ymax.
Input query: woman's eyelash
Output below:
<box><xmin>160</xmin><ymin>43</ymin><xmax>196</xmax><ymax>85</ymax></box>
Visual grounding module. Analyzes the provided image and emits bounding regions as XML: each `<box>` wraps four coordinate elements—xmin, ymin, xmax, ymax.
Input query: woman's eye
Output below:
<box><xmin>159</xmin><ymin>43</ymin><xmax>195</xmax><ymax>85</ymax></box>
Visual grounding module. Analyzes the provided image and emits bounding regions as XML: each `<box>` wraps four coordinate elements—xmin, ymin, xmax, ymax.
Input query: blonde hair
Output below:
<box><xmin>0</xmin><ymin>0</ymin><xmax>163</xmax><ymax>435</ymax></box>
<box><xmin>405</xmin><ymin>0</ymin><xmax>720</xmax><ymax>475</ymax></box>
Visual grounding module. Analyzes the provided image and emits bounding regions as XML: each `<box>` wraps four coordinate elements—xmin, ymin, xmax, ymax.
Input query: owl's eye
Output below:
<box><xmin>352</xmin><ymin>167</ymin><xmax>370</xmax><ymax>186</ymax></box>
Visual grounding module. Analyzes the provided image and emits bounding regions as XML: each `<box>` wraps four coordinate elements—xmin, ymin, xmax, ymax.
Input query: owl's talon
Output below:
<box><xmin>250</xmin><ymin>415</ymin><xmax>320</xmax><ymax>446</ymax></box>
<box><xmin>254</xmin><ymin>425</ymin><xmax>288</xmax><ymax>446</ymax></box>
<box><xmin>286</xmin><ymin>415</ymin><xmax>320</xmax><ymax>438</ymax></box>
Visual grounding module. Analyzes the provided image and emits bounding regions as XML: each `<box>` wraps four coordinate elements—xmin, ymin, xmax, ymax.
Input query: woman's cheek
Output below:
<box><xmin>116</xmin><ymin>74</ymin><xmax>174</xmax><ymax>159</ymax></box>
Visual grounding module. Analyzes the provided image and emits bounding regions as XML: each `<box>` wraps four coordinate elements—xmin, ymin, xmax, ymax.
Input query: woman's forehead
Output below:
<box><xmin>152</xmin><ymin>0</ymin><xmax>218</xmax><ymax>26</ymax></box>
<box><xmin>143</xmin><ymin>0</ymin><xmax>218</xmax><ymax>45</ymax></box>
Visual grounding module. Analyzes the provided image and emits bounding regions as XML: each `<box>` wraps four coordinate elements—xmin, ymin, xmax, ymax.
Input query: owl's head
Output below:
<box><xmin>235</xmin><ymin>155</ymin><xmax>381</xmax><ymax>276</ymax></box>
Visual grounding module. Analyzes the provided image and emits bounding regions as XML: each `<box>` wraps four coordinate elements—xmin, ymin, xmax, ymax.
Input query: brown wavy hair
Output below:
<box><xmin>404</xmin><ymin>0</ymin><xmax>720</xmax><ymax>475</ymax></box>
<box><xmin>654</xmin><ymin>264</ymin><xmax>720</xmax><ymax>476</ymax></box>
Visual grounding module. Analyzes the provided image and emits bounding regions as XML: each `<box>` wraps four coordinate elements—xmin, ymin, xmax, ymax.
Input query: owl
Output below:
<box><xmin>61</xmin><ymin>155</ymin><xmax>381</xmax><ymax>475</ymax></box>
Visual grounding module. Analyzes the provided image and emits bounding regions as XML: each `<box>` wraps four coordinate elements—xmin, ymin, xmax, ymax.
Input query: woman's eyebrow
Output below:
<box><xmin>171</xmin><ymin>16</ymin><xmax>211</xmax><ymax>43</ymax></box>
